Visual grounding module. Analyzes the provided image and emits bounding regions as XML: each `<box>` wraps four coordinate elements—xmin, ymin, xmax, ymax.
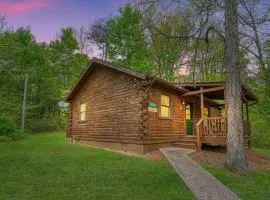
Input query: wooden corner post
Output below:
<box><xmin>200</xmin><ymin>87</ymin><xmax>204</xmax><ymax>119</ymax></box>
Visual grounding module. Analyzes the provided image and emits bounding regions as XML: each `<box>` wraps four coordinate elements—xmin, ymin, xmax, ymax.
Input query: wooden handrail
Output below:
<box><xmin>196</xmin><ymin>118</ymin><xmax>204</xmax><ymax>127</ymax></box>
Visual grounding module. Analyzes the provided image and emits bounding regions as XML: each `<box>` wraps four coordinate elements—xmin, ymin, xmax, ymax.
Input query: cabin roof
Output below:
<box><xmin>65</xmin><ymin>58</ymin><xmax>187</xmax><ymax>101</ymax></box>
<box><xmin>65</xmin><ymin>58</ymin><xmax>258</xmax><ymax>102</ymax></box>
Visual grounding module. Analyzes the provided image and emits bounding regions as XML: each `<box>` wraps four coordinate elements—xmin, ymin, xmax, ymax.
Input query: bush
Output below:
<box><xmin>250</xmin><ymin>102</ymin><xmax>270</xmax><ymax>149</ymax></box>
<box><xmin>0</xmin><ymin>136</ymin><xmax>12</xmax><ymax>142</ymax></box>
<box><xmin>0</xmin><ymin>114</ymin><xmax>27</xmax><ymax>142</ymax></box>
<box><xmin>26</xmin><ymin>117</ymin><xmax>60</xmax><ymax>133</ymax></box>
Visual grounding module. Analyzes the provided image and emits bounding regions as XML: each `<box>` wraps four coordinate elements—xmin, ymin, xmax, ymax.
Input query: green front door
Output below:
<box><xmin>186</xmin><ymin>103</ymin><xmax>193</xmax><ymax>135</ymax></box>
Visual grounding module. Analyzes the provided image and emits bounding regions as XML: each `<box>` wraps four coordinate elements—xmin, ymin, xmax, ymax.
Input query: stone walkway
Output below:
<box><xmin>160</xmin><ymin>148</ymin><xmax>239</xmax><ymax>200</ymax></box>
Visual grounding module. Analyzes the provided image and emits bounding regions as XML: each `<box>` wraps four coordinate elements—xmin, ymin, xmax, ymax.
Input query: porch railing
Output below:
<box><xmin>195</xmin><ymin>117</ymin><xmax>251</xmax><ymax>150</ymax></box>
<box><xmin>202</xmin><ymin>117</ymin><xmax>227</xmax><ymax>136</ymax></box>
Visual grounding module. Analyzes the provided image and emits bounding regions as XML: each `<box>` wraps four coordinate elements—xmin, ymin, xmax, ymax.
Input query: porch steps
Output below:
<box><xmin>172</xmin><ymin>142</ymin><xmax>197</xmax><ymax>149</ymax></box>
<box><xmin>172</xmin><ymin>136</ymin><xmax>197</xmax><ymax>149</ymax></box>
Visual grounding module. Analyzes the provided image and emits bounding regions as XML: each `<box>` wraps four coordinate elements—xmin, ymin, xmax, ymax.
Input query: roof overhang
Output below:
<box><xmin>65</xmin><ymin>58</ymin><xmax>187</xmax><ymax>101</ymax></box>
<box><xmin>179</xmin><ymin>82</ymin><xmax>258</xmax><ymax>102</ymax></box>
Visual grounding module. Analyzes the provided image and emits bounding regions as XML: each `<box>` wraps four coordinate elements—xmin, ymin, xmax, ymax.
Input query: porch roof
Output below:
<box><xmin>179</xmin><ymin>82</ymin><xmax>258</xmax><ymax>102</ymax></box>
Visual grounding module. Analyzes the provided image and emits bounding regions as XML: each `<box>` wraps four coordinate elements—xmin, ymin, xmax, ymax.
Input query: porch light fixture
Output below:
<box><xmin>181</xmin><ymin>100</ymin><xmax>185</xmax><ymax>105</ymax></box>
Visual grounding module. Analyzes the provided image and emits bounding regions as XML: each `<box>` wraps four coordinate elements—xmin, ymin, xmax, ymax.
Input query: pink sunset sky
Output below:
<box><xmin>0</xmin><ymin>0</ymin><xmax>125</xmax><ymax>42</ymax></box>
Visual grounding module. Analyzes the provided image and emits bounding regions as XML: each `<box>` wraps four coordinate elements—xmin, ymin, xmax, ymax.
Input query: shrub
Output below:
<box><xmin>26</xmin><ymin>117</ymin><xmax>59</xmax><ymax>133</ymax></box>
<box><xmin>0</xmin><ymin>114</ymin><xmax>27</xmax><ymax>141</ymax></box>
<box><xmin>0</xmin><ymin>136</ymin><xmax>12</xmax><ymax>142</ymax></box>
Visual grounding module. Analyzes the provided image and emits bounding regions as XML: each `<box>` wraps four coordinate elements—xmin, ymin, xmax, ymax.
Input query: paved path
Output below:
<box><xmin>160</xmin><ymin>148</ymin><xmax>239</xmax><ymax>200</ymax></box>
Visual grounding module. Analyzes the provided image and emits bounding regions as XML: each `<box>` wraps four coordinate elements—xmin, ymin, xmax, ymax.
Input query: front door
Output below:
<box><xmin>185</xmin><ymin>103</ymin><xmax>193</xmax><ymax>135</ymax></box>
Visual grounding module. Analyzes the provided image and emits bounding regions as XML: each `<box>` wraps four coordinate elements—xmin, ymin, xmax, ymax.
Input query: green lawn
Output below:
<box><xmin>252</xmin><ymin>147</ymin><xmax>270</xmax><ymax>158</ymax></box>
<box><xmin>0</xmin><ymin>132</ymin><xmax>194</xmax><ymax>200</ymax></box>
<box><xmin>204</xmin><ymin>165</ymin><xmax>270</xmax><ymax>200</ymax></box>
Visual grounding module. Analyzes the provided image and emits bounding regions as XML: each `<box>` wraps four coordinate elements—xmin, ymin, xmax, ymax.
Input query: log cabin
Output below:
<box><xmin>65</xmin><ymin>58</ymin><xmax>257</xmax><ymax>154</ymax></box>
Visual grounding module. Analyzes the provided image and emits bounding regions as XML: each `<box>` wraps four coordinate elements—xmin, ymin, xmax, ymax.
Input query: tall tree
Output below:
<box><xmin>87</xmin><ymin>18</ymin><xmax>109</xmax><ymax>60</ymax></box>
<box><xmin>75</xmin><ymin>26</ymin><xmax>91</xmax><ymax>54</ymax></box>
<box><xmin>137</xmin><ymin>0</ymin><xmax>256</xmax><ymax>173</ymax></box>
<box><xmin>143</xmin><ymin>6</ymin><xmax>192</xmax><ymax>80</ymax></box>
<box><xmin>49</xmin><ymin>27</ymin><xmax>87</xmax><ymax>90</ymax></box>
<box><xmin>107</xmin><ymin>4</ymin><xmax>152</xmax><ymax>73</ymax></box>
<box><xmin>224</xmin><ymin>0</ymin><xmax>247</xmax><ymax>172</ymax></box>
<box><xmin>0</xmin><ymin>13</ymin><xmax>7</xmax><ymax>32</ymax></box>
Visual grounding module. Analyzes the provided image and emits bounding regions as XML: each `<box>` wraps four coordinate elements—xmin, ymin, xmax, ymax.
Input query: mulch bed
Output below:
<box><xmin>145</xmin><ymin>150</ymin><xmax>165</xmax><ymax>161</ymax></box>
<box><xmin>144</xmin><ymin>147</ymin><xmax>270</xmax><ymax>170</ymax></box>
<box><xmin>190</xmin><ymin>147</ymin><xmax>270</xmax><ymax>171</ymax></box>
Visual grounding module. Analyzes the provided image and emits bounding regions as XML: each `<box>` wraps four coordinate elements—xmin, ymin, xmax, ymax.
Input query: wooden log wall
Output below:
<box><xmin>144</xmin><ymin>86</ymin><xmax>186</xmax><ymax>143</ymax></box>
<box><xmin>68</xmin><ymin>66</ymin><xmax>144</xmax><ymax>144</ymax></box>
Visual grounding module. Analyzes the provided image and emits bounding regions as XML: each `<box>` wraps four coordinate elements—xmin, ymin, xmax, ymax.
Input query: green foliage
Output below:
<box><xmin>249</xmin><ymin>94</ymin><xmax>270</xmax><ymax>148</ymax></box>
<box><xmin>0</xmin><ymin>25</ymin><xmax>88</xmax><ymax>133</ymax></box>
<box><xmin>107</xmin><ymin>5</ymin><xmax>153</xmax><ymax>74</ymax></box>
<box><xmin>187</xmin><ymin>36</ymin><xmax>225</xmax><ymax>82</ymax></box>
<box><xmin>26</xmin><ymin>118</ymin><xmax>59</xmax><ymax>133</ymax></box>
<box><xmin>0</xmin><ymin>132</ymin><xmax>195</xmax><ymax>200</ymax></box>
<box><xmin>148</xmin><ymin>12</ymin><xmax>191</xmax><ymax>81</ymax></box>
<box><xmin>49</xmin><ymin>27</ymin><xmax>88</xmax><ymax>90</ymax></box>
<box><xmin>0</xmin><ymin>114</ymin><xmax>27</xmax><ymax>141</ymax></box>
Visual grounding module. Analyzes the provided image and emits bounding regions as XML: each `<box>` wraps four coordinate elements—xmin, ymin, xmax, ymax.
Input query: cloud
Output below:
<box><xmin>0</xmin><ymin>0</ymin><xmax>54</xmax><ymax>17</ymax></box>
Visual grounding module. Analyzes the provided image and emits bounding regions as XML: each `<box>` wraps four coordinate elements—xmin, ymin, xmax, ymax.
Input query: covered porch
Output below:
<box><xmin>180</xmin><ymin>82</ymin><xmax>258</xmax><ymax>150</ymax></box>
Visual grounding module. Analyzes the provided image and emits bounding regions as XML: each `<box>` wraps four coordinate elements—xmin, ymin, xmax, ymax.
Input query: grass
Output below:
<box><xmin>204</xmin><ymin>165</ymin><xmax>270</xmax><ymax>200</ymax></box>
<box><xmin>252</xmin><ymin>147</ymin><xmax>270</xmax><ymax>158</ymax></box>
<box><xmin>0</xmin><ymin>132</ymin><xmax>194</xmax><ymax>200</ymax></box>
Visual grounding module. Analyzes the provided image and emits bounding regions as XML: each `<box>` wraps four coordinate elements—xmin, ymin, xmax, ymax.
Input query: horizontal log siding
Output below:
<box><xmin>69</xmin><ymin>66</ymin><xmax>143</xmax><ymax>144</ymax></box>
<box><xmin>145</xmin><ymin>87</ymin><xmax>185</xmax><ymax>143</ymax></box>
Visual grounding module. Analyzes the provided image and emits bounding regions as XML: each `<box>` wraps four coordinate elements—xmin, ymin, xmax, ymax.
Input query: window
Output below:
<box><xmin>160</xmin><ymin>95</ymin><xmax>170</xmax><ymax>118</ymax></box>
<box><xmin>80</xmin><ymin>103</ymin><xmax>86</xmax><ymax>121</ymax></box>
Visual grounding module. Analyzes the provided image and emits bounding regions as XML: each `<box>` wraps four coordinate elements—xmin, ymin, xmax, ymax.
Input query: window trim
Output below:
<box><xmin>159</xmin><ymin>94</ymin><xmax>172</xmax><ymax>119</ymax></box>
<box><xmin>79</xmin><ymin>102</ymin><xmax>87</xmax><ymax>122</ymax></box>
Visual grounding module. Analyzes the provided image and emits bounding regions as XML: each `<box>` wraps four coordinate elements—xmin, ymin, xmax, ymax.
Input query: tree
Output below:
<box><xmin>0</xmin><ymin>13</ymin><xmax>7</xmax><ymax>32</ymax></box>
<box><xmin>136</xmin><ymin>0</ymin><xmax>258</xmax><ymax>173</ymax></box>
<box><xmin>142</xmin><ymin>6</ymin><xmax>192</xmax><ymax>80</ymax></box>
<box><xmin>87</xmin><ymin>18</ymin><xmax>109</xmax><ymax>60</ymax></box>
<box><xmin>49</xmin><ymin>27</ymin><xmax>87</xmax><ymax>90</ymax></box>
<box><xmin>0</xmin><ymin>21</ymin><xmax>88</xmax><ymax>134</ymax></box>
<box><xmin>237</xmin><ymin>0</ymin><xmax>270</xmax><ymax>97</ymax></box>
<box><xmin>107</xmin><ymin>4</ymin><xmax>152</xmax><ymax>74</ymax></box>
<box><xmin>75</xmin><ymin>26</ymin><xmax>91</xmax><ymax>54</ymax></box>
<box><xmin>224</xmin><ymin>0</ymin><xmax>248</xmax><ymax>172</ymax></box>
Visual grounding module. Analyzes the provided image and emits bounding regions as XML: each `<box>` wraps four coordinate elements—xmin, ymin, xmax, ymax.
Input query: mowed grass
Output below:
<box><xmin>204</xmin><ymin>165</ymin><xmax>270</xmax><ymax>200</ymax></box>
<box><xmin>252</xmin><ymin>147</ymin><xmax>270</xmax><ymax>158</ymax></box>
<box><xmin>0</xmin><ymin>132</ymin><xmax>194</xmax><ymax>200</ymax></box>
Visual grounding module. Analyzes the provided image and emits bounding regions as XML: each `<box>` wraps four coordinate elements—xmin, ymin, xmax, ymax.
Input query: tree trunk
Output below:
<box><xmin>21</xmin><ymin>73</ymin><xmax>28</xmax><ymax>132</ymax></box>
<box><xmin>224</xmin><ymin>0</ymin><xmax>248</xmax><ymax>172</ymax></box>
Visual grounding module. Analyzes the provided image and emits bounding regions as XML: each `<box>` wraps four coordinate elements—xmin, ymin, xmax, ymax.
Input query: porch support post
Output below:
<box><xmin>196</xmin><ymin>87</ymin><xmax>204</xmax><ymax>151</ymax></box>
<box><xmin>246</xmin><ymin>103</ymin><xmax>249</xmax><ymax>121</ymax></box>
<box><xmin>200</xmin><ymin>87</ymin><xmax>204</xmax><ymax>119</ymax></box>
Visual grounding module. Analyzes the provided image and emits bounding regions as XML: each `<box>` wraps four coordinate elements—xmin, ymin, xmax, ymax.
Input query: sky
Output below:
<box><xmin>1</xmin><ymin>0</ymin><xmax>125</xmax><ymax>42</ymax></box>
